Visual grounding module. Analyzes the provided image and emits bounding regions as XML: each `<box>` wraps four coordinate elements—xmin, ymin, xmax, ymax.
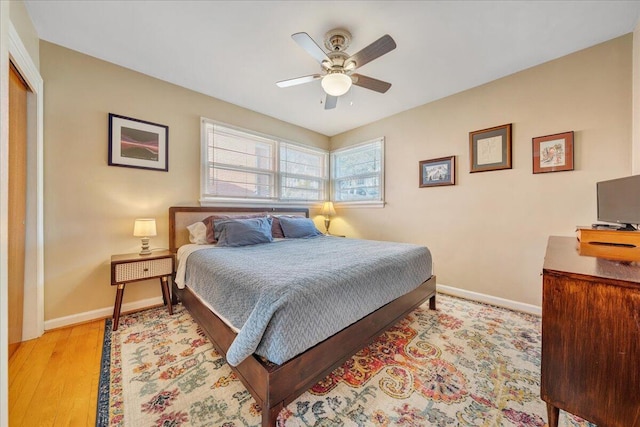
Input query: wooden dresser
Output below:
<box><xmin>541</xmin><ymin>236</ymin><xmax>640</xmax><ymax>427</ymax></box>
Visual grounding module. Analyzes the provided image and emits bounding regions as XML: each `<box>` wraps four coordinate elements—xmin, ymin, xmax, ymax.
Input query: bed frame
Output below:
<box><xmin>168</xmin><ymin>206</ymin><xmax>437</xmax><ymax>427</ymax></box>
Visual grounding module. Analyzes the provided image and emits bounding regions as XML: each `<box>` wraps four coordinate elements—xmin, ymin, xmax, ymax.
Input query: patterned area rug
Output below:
<box><xmin>97</xmin><ymin>294</ymin><xmax>595</xmax><ymax>427</ymax></box>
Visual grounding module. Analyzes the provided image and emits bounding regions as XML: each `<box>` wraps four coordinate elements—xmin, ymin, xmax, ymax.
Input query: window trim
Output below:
<box><xmin>330</xmin><ymin>137</ymin><xmax>385</xmax><ymax>208</ymax></box>
<box><xmin>200</xmin><ymin>118</ymin><xmax>329</xmax><ymax>207</ymax></box>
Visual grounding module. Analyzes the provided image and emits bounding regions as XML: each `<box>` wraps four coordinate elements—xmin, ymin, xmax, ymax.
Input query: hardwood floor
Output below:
<box><xmin>8</xmin><ymin>319</ymin><xmax>105</xmax><ymax>426</ymax></box>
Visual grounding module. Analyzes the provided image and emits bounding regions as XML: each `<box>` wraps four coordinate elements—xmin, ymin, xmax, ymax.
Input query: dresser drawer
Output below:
<box><xmin>113</xmin><ymin>257</ymin><xmax>173</xmax><ymax>283</ymax></box>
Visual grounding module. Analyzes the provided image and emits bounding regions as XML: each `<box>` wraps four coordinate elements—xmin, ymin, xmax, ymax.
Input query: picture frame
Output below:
<box><xmin>108</xmin><ymin>113</ymin><xmax>169</xmax><ymax>171</ymax></box>
<box><xmin>419</xmin><ymin>155</ymin><xmax>455</xmax><ymax>187</ymax></box>
<box><xmin>532</xmin><ymin>131</ymin><xmax>574</xmax><ymax>174</ymax></box>
<box><xmin>469</xmin><ymin>123</ymin><xmax>512</xmax><ymax>173</ymax></box>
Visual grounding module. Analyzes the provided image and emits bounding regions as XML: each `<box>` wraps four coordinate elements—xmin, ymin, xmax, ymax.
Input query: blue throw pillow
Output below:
<box><xmin>215</xmin><ymin>217</ymin><xmax>273</xmax><ymax>247</ymax></box>
<box><xmin>278</xmin><ymin>216</ymin><xmax>323</xmax><ymax>238</ymax></box>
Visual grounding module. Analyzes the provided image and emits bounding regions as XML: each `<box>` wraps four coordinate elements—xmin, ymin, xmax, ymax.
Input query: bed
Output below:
<box><xmin>169</xmin><ymin>206</ymin><xmax>437</xmax><ymax>427</ymax></box>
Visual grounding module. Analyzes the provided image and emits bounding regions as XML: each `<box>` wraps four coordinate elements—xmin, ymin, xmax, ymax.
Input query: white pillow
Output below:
<box><xmin>186</xmin><ymin>221</ymin><xmax>208</xmax><ymax>244</ymax></box>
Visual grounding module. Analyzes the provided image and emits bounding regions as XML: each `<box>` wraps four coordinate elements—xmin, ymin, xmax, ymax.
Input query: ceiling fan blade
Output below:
<box><xmin>292</xmin><ymin>32</ymin><xmax>330</xmax><ymax>64</ymax></box>
<box><xmin>325</xmin><ymin>94</ymin><xmax>338</xmax><ymax>110</ymax></box>
<box><xmin>352</xmin><ymin>74</ymin><xmax>392</xmax><ymax>93</ymax></box>
<box><xmin>276</xmin><ymin>74</ymin><xmax>322</xmax><ymax>88</ymax></box>
<box><xmin>346</xmin><ymin>34</ymin><xmax>396</xmax><ymax>69</ymax></box>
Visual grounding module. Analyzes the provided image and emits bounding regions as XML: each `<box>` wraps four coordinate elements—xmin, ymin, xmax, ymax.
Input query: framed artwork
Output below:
<box><xmin>469</xmin><ymin>123</ymin><xmax>512</xmax><ymax>173</ymax></box>
<box><xmin>532</xmin><ymin>131</ymin><xmax>574</xmax><ymax>174</ymax></box>
<box><xmin>108</xmin><ymin>113</ymin><xmax>169</xmax><ymax>171</ymax></box>
<box><xmin>419</xmin><ymin>155</ymin><xmax>455</xmax><ymax>187</ymax></box>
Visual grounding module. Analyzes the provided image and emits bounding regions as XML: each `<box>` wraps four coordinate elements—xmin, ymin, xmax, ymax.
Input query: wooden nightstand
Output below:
<box><xmin>110</xmin><ymin>250</ymin><xmax>174</xmax><ymax>331</ymax></box>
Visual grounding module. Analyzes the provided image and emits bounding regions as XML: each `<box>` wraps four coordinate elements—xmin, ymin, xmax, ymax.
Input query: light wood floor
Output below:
<box><xmin>8</xmin><ymin>319</ymin><xmax>105</xmax><ymax>426</ymax></box>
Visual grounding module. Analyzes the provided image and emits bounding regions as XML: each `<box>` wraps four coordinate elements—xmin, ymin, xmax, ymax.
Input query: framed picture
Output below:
<box><xmin>419</xmin><ymin>155</ymin><xmax>455</xmax><ymax>187</ymax></box>
<box><xmin>532</xmin><ymin>131</ymin><xmax>574</xmax><ymax>174</ymax></box>
<box><xmin>108</xmin><ymin>113</ymin><xmax>168</xmax><ymax>171</ymax></box>
<box><xmin>469</xmin><ymin>123</ymin><xmax>512</xmax><ymax>173</ymax></box>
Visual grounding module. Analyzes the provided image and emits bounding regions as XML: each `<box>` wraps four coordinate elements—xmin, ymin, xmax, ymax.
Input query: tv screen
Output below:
<box><xmin>597</xmin><ymin>174</ymin><xmax>640</xmax><ymax>229</ymax></box>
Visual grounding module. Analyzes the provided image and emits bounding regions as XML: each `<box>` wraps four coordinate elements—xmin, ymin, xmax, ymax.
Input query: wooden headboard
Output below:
<box><xmin>168</xmin><ymin>206</ymin><xmax>309</xmax><ymax>252</ymax></box>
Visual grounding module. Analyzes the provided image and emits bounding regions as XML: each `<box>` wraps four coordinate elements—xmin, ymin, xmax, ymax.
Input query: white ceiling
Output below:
<box><xmin>25</xmin><ymin>1</ymin><xmax>640</xmax><ymax>137</ymax></box>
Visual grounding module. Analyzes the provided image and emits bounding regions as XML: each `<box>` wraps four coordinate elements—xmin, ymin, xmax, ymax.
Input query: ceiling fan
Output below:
<box><xmin>276</xmin><ymin>29</ymin><xmax>396</xmax><ymax>110</ymax></box>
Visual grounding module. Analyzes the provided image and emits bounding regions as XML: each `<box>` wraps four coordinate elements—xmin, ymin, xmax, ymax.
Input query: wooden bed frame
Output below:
<box><xmin>168</xmin><ymin>206</ymin><xmax>437</xmax><ymax>427</ymax></box>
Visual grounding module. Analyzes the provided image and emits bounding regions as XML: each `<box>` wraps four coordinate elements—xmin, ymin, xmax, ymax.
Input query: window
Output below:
<box><xmin>280</xmin><ymin>142</ymin><xmax>328</xmax><ymax>201</ymax></box>
<box><xmin>202</xmin><ymin>123</ymin><xmax>276</xmax><ymax>200</ymax></box>
<box><xmin>331</xmin><ymin>138</ymin><xmax>384</xmax><ymax>205</ymax></box>
<box><xmin>201</xmin><ymin>119</ymin><xmax>328</xmax><ymax>204</ymax></box>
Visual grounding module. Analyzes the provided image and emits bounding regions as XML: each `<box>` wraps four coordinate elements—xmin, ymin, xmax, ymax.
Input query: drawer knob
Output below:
<box><xmin>143</xmin><ymin>268</ymin><xmax>149</xmax><ymax>272</ymax></box>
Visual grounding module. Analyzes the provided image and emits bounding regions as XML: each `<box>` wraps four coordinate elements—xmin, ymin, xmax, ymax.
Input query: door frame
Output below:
<box><xmin>0</xmin><ymin>13</ymin><xmax>44</xmax><ymax>426</ymax></box>
<box><xmin>8</xmin><ymin>21</ymin><xmax>44</xmax><ymax>342</ymax></box>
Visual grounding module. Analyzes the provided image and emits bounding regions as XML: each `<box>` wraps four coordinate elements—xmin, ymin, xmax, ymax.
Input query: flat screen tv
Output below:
<box><xmin>597</xmin><ymin>174</ymin><xmax>640</xmax><ymax>230</ymax></box>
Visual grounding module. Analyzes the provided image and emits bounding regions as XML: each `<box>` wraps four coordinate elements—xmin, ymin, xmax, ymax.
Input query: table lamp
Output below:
<box><xmin>133</xmin><ymin>218</ymin><xmax>157</xmax><ymax>255</ymax></box>
<box><xmin>321</xmin><ymin>201</ymin><xmax>336</xmax><ymax>234</ymax></box>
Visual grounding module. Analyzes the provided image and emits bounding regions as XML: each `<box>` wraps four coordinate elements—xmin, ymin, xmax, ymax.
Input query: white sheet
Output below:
<box><xmin>175</xmin><ymin>243</ymin><xmax>241</xmax><ymax>332</ymax></box>
<box><xmin>175</xmin><ymin>243</ymin><xmax>216</xmax><ymax>289</ymax></box>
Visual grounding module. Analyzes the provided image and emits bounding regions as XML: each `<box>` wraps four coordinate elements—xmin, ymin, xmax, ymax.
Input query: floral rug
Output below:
<box><xmin>97</xmin><ymin>294</ymin><xmax>595</xmax><ymax>426</ymax></box>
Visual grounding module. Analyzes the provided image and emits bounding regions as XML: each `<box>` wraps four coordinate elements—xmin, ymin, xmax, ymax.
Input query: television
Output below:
<box><xmin>596</xmin><ymin>174</ymin><xmax>640</xmax><ymax>231</ymax></box>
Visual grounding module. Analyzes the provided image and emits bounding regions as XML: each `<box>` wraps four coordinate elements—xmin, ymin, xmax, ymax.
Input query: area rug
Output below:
<box><xmin>97</xmin><ymin>294</ymin><xmax>594</xmax><ymax>427</ymax></box>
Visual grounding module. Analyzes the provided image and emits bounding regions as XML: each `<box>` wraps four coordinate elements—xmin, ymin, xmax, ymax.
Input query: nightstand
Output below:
<box><xmin>110</xmin><ymin>250</ymin><xmax>174</xmax><ymax>331</ymax></box>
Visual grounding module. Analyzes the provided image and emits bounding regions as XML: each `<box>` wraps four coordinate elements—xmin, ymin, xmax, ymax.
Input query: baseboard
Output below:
<box><xmin>44</xmin><ymin>296</ymin><xmax>164</xmax><ymax>331</ymax></box>
<box><xmin>44</xmin><ymin>286</ymin><xmax>540</xmax><ymax>330</ymax></box>
<box><xmin>436</xmin><ymin>284</ymin><xmax>541</xmax><ymax>316</ymax></box>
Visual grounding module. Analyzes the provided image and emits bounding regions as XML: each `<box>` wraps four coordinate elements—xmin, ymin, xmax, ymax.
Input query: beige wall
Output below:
<box><xmin>40</xmin><ymin>33</ymin><xmax>633</xmax><ymax>319</ymax></box>
<box><xmin>9</xmin><ymin>0</ymin><xmax>38</xmax><ymax>68</ymax></box>
<box><xmin>1</xmin><ymin>3</ymin><xmax>11</xmax><ymax>423</ymax></box>
<box><xmin>40</xmin><ymin>41</ymin><xmax>329</xmax><ymax>321</ymax></box>
<box><xmin>330</xmin><ymin>35</ymin><xmax>632</xmax><ymax>307</ymax></box>
<box><xmin>633</xmin><ymin>23</ymin><xmax>640</xmax><ymax>174</ymax></box>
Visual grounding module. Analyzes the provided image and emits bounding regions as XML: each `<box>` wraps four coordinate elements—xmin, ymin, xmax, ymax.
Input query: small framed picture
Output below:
<box><xmin>108</xmin><ymin>113</ymin><xmax>168</xmax><ymax>171</ymax></box>
<box><xmin>532</xmin><ymin>131</ymin><xmax>574</xmax><ymax>174</ymax></box>
<box><xmin>469</xmin><ymin>123</ymin><xmax>512</xmax><ymax>173</ymax></box>
<box><xmin>419</xmin><ymin>155</ymin><xmax>455</xmax><ymax>187</ymax></box>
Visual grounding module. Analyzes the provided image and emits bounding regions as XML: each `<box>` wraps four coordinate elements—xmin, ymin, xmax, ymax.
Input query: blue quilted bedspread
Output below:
<box><xmin>184</xmin><ymin>236</ymin><xmax>432</xmax><ymax>366</ymax></box>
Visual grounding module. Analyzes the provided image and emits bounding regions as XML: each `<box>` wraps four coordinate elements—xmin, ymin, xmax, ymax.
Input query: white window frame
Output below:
<box><xmin>200</xmin><ymin>118</ymin><xmax>329</xmax><ymax>206</ymax></box>
<box><xmin>330</xmin><ymin>137</ymin><xmax>385</xmax><ymax>208</ymax></box>
<box><xmin>280</xmin><ymin>141</ymin><xmax>329</xmax><ymax>202</ymax></box>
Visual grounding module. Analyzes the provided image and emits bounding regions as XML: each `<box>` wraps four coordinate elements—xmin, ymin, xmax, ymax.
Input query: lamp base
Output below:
<box><xmin>140</xmin><ymin>237</ymin><xmax>151</xmax><ymax>255</ymax></box>
<box><xmin>324</xmin><ymin>217</ymin><xmax>331</xmax><ymax>234</ymax></box>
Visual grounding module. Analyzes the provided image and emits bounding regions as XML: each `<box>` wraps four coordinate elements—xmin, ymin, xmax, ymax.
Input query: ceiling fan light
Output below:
<box><xmin>344</xmin><ymin>60</ymin><xmax>357</xmax><ymax>71</ymax></box>
<box><xmin>321</xmin><ymin>73</ymin><xmax>352</xmax><ymax>96</ymax></box>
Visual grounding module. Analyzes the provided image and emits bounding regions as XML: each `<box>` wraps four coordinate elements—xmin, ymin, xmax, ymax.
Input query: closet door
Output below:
<box><xmin>8</xmin><ymin>63</ymin><xmax>28</xmax><ymax>358</ymax></box>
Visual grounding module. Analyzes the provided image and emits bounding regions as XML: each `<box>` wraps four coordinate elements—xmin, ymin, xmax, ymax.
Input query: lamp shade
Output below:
<box><xmin>133</xmin><ymin>218</ymin><xmax>157</xmax><ymax>237</ymax></box>
<box><xmin>321</xmin><ymin>201</ymin><xmax>336</xmax><ymax>216</ymax></box>
<box><xmin>321</xmin><ymin>73</ymin><xmax>352</xmax><ymax>97</ymax></box>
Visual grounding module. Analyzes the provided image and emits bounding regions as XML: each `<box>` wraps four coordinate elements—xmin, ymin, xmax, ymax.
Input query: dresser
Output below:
<box><xmin>541</xmin><ymin>236</ymin><xmax>640</xmax><ymax>427</ymax></box>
